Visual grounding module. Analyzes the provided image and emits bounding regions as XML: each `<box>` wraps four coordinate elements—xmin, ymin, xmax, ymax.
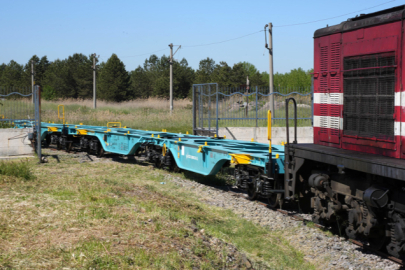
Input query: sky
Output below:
<box><xmin>0</xmin><ymin>0</ymin><xmax>402</xmax><ymax>74</ymax></box>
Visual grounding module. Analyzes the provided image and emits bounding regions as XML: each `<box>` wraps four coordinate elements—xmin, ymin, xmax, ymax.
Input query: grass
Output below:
<box><xmin>0</xmin><ymin>96</ymin><xmax>312</xmax><ymax>133</ymax></box>
<box><xmin>40</xmin><ymin>98</ymin><xmax>194</xmax><ymax>134</ymax></box>
<box><xmin>0</xmin><ymin>159</ymin><xmax>35</xmax><ymax>181</ymax></box>
<box><xmin>0</xmin><ymin>152</ymin><xmax>315</xmax><ymax>269</ymax></box>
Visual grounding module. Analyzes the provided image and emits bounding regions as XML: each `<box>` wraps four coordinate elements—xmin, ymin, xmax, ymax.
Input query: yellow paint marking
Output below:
<box><xmin>229</xmin><ymin>154</ymin><xmax>252</xmax><ymax>165</ymax></box>
<box><xmin>77</xmin><ymin>129</ymin><xmax>88</xmax><ymax>135</ymax></box>
<box><xmin>48</xmin><ymin>127</ymin><xmax>58</xmax><ymax>132</ymax></box>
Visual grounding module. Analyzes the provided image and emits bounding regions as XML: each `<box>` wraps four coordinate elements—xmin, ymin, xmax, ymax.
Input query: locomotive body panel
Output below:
<box><xmin>313</xmin><ymin>14</ymin><xmax>404</xmax><ymax>159</ymax></box>
<box><xmin>286</xmin><ymin>143</ymin><xmax>405</xmax><ymax>180</ymax></box>
<box><xmin>282</xmin><ymin>6</ymin><xmax>405</xmax><ymax>257</ymax></box>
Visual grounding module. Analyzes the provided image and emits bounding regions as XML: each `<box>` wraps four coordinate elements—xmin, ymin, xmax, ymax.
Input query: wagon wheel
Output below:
<box><xmin>86</xmin><ymin>143</ymin><xmax>92</xmax><ymax>155</ymax></box>
<box><xmin>172</xmin><ymin>163</ymin><xmax>181</xmax><ymax>173</ymax></box>
<box><xmin>268</xmin><ymin>193</ymin><xmax>282</xmax><ymax>208</ymax></box>
<box><xmin>66</xmin><ymin>142</ymin><xmax>73</xmax><ymax>153</ymax></box>
<box><xmin>169</xmin><ymin>159</ymin><xmax>181</xmax><ymax>173</ymax></box>
<box><xmin>43</xmin><ymin>136</ymin><xmax>51</xmax><ymax>148</ymax></box>
<box><xmin>56</xmin><ymin>141</ymin><xmax>62</xmax><ymax>150</ymax></box>
<box><xmin>97</xmin><ymin>146</ymin><xmax>105</xmax><ymax>158</ymax></box>
<box><xmin>168</xmin><ymin>154</ymin><xmax>181</xmax><ymax>173</ymax></box>
<box><xmin>155</xmin><ymin>158</ymin><xmax>163</xmax><ymax>169</ymax></box>
<box><xmin>247</xmin><ymin>182</ymin><xmax>257</xmax><ymax>200</ymax></box>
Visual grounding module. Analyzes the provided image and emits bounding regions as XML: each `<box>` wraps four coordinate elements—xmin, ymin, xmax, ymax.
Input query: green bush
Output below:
<box><xmin>42</xmin><ymin>85</ymin><xmax>57</xmax><ymax>101</ymax></box>
<box><xmin>0</xmin><ymin>160</ymin><xmax>35</xmax><ymax>180</ymax></box>
<box><xmin>0</xmin><ymin>122</ymin><xmax>14</xmax><ymax>129</ymax></box>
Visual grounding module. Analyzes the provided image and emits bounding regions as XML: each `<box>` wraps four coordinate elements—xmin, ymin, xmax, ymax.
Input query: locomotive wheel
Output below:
<box><xmin>369</xmin><ymin>233</ymin><xmax>388</xmax><ymax>251</ymax></box>
<box><xmin>247</xmin><ymin>183</ymin><xmax>257</xmax><ymax>200</ymax></box>
<box><xmin>268</xmin><ymin>193</ymin><xmax>282</xmax><ymax>208</ymax></box>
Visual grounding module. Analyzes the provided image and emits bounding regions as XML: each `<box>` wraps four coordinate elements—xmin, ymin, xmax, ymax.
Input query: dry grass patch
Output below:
<box><xmin>41</xmin><ymin>98</ymin><xmax>193</xmax><ymax>134</ymax></box>
<box><xmin>0</xmin><ymin>151</ymin><xmax>314</xmax><ymax>269</ymax></box>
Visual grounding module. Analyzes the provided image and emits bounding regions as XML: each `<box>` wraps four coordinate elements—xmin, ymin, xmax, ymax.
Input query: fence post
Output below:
<box><xmin>34</xmin><ymin>85</ymin><xmax>42</xmax><ymax>163</ymax></box>
<box><xmin>192</xmin><ymin>85</ymin><xmax>196</xmax><ymax>135</ymax></box>
<box><xmin>200</xmin><ymin>86</ymin><xmax>203</xmax><ymax>131</ymax></box>
<box><xmin>245</xmin><ymin>88</ymin><xmax>248</xmax><ymax>118</ymax></box>
<box><xmin>208</xmin><ymin>84</ymin><xmax>211</xmax><ymax>135</ymax></box>
<box><xmin>255</xmin><ymin>86</ymin><xmax>258</xmax><ymax>128</ymax></box>
<box><xmin>216</xmin><ymin>84</ymin><xmax>219</xmax><ymax>136</ymax></box>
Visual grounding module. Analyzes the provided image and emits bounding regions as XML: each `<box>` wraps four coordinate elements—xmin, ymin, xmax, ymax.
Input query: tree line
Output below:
<box><xmin>0</xmin><ymin>53</ymin><xmax>313</xmax><ymax>101</ymax></box>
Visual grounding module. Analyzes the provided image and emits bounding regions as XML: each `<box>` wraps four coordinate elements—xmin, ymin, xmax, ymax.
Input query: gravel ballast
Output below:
<box><xmin>165</xmin><ymin>174</ymin><xmax>400</xmax><ymax>270</ymax></box>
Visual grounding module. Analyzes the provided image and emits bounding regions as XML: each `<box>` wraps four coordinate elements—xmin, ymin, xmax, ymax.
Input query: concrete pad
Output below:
<box><xmin>0</xmin><ymin>156</ymin><xmax>35</xmax><ymax>160</ymax></box>
<box><xmin>218</xmin><ymin>127</ymin><xmax>313</xmax><ymax>144</ymax></box>
<box><xmin>0</xmin><ymin>128</ymin><xmax>34</xmax><ymax>157</ymax></box>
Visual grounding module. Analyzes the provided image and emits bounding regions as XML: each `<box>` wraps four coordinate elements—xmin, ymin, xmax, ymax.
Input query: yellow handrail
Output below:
<box><xmin>268</xmin><ymin>110</ymin><xmax>272</xmax><ymax>153</ymax></box>
<box><xmin>107</xmin><ymin>122</ymin><xmax>122</xmax><ymax>128</ymax></box>
<box><xmin>58</xmin><ymin>105</ymin><xmax>65</xmax><ymax>124</ymax></box>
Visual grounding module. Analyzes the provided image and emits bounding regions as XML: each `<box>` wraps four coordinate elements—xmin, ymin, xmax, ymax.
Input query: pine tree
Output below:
<box><xmin>129</xmin><ymin>66</ymin><xmax>151</xmax><ymax>99</ymax></box>
<box><xmin>211</xmin><ymin>61</ymin><xmax>232</xmax><ymax>87</ymax></box>
<box><xmin>195</xmin><ymin>58</ymin><xmax>215</xmax><ymax>84</ymax></box>
<box><xmin>0</xmin><ymin>60</ymin><xmax>25</xmax><ymax>87</ymax></box>
<box><xmin>42</xmin><ymin>59</ymin><xmax>70</xmax><ymax>98</ymax></box>
<box><xmin>98</xmin><ymin>54</ymin><xmax>130</xmax><ymax>102</ymax></box>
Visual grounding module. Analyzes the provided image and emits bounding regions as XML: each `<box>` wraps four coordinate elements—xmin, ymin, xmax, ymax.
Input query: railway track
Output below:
<box><xmin>226</xmin><ymin>190</ymin><xmax>404</xmax><ymax>267</ymax></box>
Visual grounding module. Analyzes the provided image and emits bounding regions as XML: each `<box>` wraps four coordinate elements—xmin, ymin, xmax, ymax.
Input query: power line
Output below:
<box><xmin>274</xmin><ymin>0</ymin><xmax>397</xmax><ymax>27</ymax></box>
<box><xmin>100</xmin><ymin>48</ymin><xmax>167</xmax><ymax>59</ymax></box>
<box><xmin>98</xmin><ymin>0</ymin><xmax>397</xmax><ymax>59</ymax></box>
<box><xmin>182</xmin><ymin>30</ymin><xmax>264</xmax><ymax>48</ymax></box>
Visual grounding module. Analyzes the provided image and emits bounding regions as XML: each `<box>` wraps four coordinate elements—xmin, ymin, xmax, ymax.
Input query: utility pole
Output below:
<box><xmin>92</xmin><ymin>53</ymin><xmax>97</xmax><ymax>109</ymax></box>
<box><xmin>168</xmin><ymin>43</ymin><xmax>181</xmax><ymax>114</ymax></box>
<box><xmin>265</xmin><ymin>23</ymin><xmax>274</xmax><ymax>117</ymax></box>
<box><xmin>31</xmin><ymin>60</ymin><xmax>34</xmax><ymax>103</ymax></box>
<box><xmin>169</xmin><ymin>43</ymin><xmax>173</xmax><ymax>114</ymax></box>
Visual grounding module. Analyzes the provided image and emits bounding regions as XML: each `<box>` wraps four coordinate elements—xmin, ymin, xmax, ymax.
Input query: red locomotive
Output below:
<box><xmin>284</xmin><ymin>5</ymin><xmax>405</xmax><ymax>257</ymax></box>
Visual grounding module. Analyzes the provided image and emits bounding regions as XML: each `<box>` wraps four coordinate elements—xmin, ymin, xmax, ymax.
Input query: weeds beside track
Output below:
<box><xmin>0</xmin><ymin>151</ymin><xmax>314</xmax><ymax>269</ymax></box>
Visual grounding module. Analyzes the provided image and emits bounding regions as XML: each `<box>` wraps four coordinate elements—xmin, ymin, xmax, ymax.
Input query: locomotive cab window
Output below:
<box><xmin>343</xmin><ymin>52</ymin><xmax>396</xmax><ymax>141</ymax></box>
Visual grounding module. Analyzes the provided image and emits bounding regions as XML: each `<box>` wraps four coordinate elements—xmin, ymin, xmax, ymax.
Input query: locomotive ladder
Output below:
<box><xmin>284</xmin><ymin>98</ymin><xmax>301</xmax><ymax>200</ymax></box>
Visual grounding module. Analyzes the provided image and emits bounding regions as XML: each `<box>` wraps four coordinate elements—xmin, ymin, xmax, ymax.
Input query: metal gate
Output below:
<box><xmin>192</xmin><ymin>83</ymin><xmax>313</xmax><ymax>136</ymax></box>
<box><xmin>192</xmin><ymin>83</ymin><xmax>218</xmax><ymax>136</ymax></box>
<box><xmin>0</xmin><ymin>86</ymin><xmax>42</xmax><ymax>161</ymax></box>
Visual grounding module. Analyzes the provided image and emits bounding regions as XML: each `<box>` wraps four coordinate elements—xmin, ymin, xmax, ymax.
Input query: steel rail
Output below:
<box><xmin>226</xmin><ymin>190</ymin><xmax>403</xmax><ymax>267</ymax></box>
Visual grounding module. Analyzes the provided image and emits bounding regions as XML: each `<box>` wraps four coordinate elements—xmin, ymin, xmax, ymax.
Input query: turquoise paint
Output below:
<box><xmin>15</xmin><ymin>121</ymin><xmax>285</xmax><ymax>176</ymax></box>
